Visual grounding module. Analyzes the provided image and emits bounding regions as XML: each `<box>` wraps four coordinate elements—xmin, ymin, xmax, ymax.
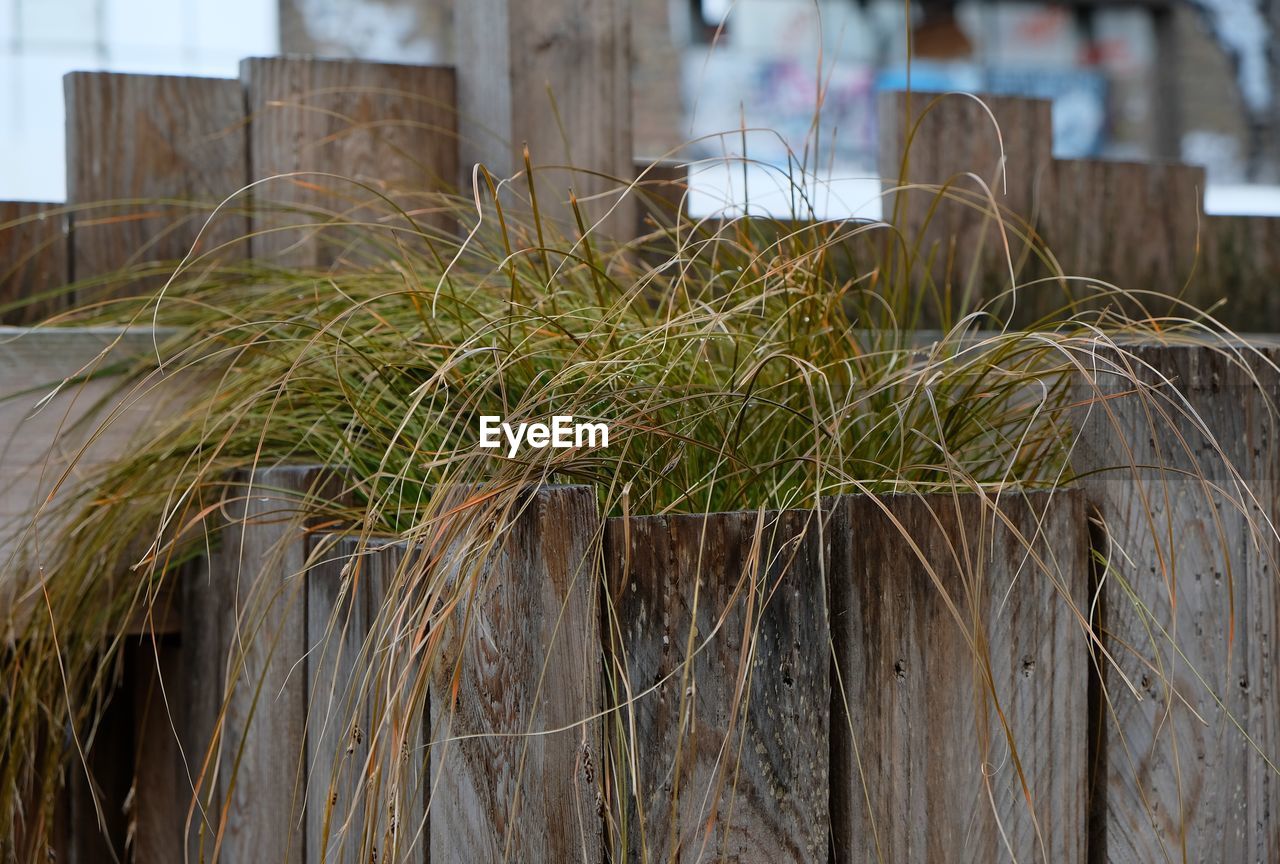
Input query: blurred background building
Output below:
<box><xmin>2</xmin><ymin>0</ymin><xmax>1278</xmax><ymax>214</ymax></box>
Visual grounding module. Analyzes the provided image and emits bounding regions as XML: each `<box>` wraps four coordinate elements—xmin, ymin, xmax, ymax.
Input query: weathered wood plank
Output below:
<box><xmin>877</xmin><ymin>90</ymin><xmax>1053</xmax><ymax>321</ymax></box>
<box><xmin>306</xmin><ymin>534</ymin><xmax>371</xmax><ymax>864</ymax></box>
<box><xmin>0</xmin><ymin>201</ymin><xmax>68</xmax><ymax>324</ymax></box>
<box><xmin>179</xmin><ymin>553</ymin><xmax>225</xmax><ymax>861</ymax></box>
<box><xmin>0</xmin><ymin>327</ymin><xmax>183</xmax><ymax>634</ymax></box>
<box><xmin>878</xmin><ymin>91</ymin><xmax>1052</xmax><ymax>224</ymax></box>
<box><xmin>363</xmin><ymin>539</ymin><xmax>428</xmax><ymax>864</ymax></box>
<box><xmin>604</xmin><ymin>507</ymin><xmax>831</xmax><ymax>863</ymax></box>
<box><xmin>830</xmin><ymin>490</ymin><xmax>1088</xmax><ymax>864</ymax></box>
<box><xmin>873</xmin><ymin>91</ymin><xmax>1280</xmax><ymax>330</ymax></box>
<box><xmin>64</xmin><ymin>72</ymin><xmax>247</xmax><ymax>299</ymax></box>
<box><xmin>1201</xmin><ymin>215</ymin><xmax>1280</xmax><ymax>326</ymax></box>
<box><xmin>305</xmin><ymin>534</ymin><xmax>428</xmax><ymax>864</ymax></box>
<box><xmin>131</xmin><ymin>635</ymin><xmax>185</xmax><ymax>863</ymax></box>
<box><xmin>1074</xmin><ymin>344</ymin><xmax>1280</xmax><ymax>863</ymax></box>
<box><xmin>633</xmin><ymin>159</ymin><xmax>687</xmax><ymax>232</ymax></box>
<box><xmin>428</xmin><ymin>485</ymin><xmax>603</xmax><ymax>864</ymax></box>
<box><xmin>208</xmin><ymin>464</ymin><xmax>338</xmax><ymax>864</ymax></box>
<box><xmin>456</xmin><ymin>0</ymin><xmax>633</xmax><ymax>237</ymax></box>
<box><xmin>242</xmin><ymin>57</ymin><xmax>457</xmax><ymax>268</ymax></box>
<box><xmin>1040</xmin><ymin>158</ymin><xmax>1204</xmax><ymax>313</ymax></box>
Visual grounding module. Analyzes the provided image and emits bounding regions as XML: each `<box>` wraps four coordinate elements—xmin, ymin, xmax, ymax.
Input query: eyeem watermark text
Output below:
<box><xmin>479</xmin><ymin>415</ymin><xmax>610</xmax><ymax>457</ymax></box>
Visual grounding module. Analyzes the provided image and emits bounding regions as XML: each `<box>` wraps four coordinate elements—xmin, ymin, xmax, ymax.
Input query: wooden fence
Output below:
<box><xmin>0</xmin><ymin>45</ymin><xmax>1278</xmax><ymax>864</ymax></box>
<box><xmin>9</xmin><ymin>73</ymin><xmax>1280</xmax><ymax>330</ymax></box>
<box><xmin>64</xmin><ymin>339</ymin><xmax>1280</xmax><ymax>864</ymax></box>
<box><xmin>19</xmin><ymin>343</ymin><xmax>1280</xmax><ymax>863</ymax></box>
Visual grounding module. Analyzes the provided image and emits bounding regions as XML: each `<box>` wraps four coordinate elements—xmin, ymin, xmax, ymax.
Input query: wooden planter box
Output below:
<box><xmin>140</xmin><ymin>473</ymin><xmax>1086</xmax><ymax>864</ymax></box>
<box><xmin>14</xmin><ymin>342</ymin><xmax>1270</xmax><ymax>864</ymax></box>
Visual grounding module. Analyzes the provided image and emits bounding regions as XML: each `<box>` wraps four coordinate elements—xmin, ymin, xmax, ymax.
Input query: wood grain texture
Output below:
<box><xmin>0</xmin><ymin>327</ymin><xmax>183</xmax><ymax>633</ymax></box>
<box><xmin>830</xmin><ymin>490</ymin><xmax>1088</xmax><ymax>864</ymax></box>
<box><xmin>307</xmin><ymin>534</ymin><xmax>371</xmax><ymax>864</ymax></box>
<box><xmin>1040</xmin><ymin>158</ymin><xmax>1204</xmax><ymax>315</ymax></box>
<box><xmin>305</xmin><ymin>535</ymin><xmax>427</xmax><ymax>864</ymax></box>
<box><xmin>428</xmin><ymin>485</ymin><xmax>603</xmax><ymax>864</ymax></box>
<box><xmin>604</xmin><ymin>507</ymin><xmax>831</xmax><ymax>863</ymax></box>
<box><xmin>0</xmin><ymin>201</ymin><xmax>68</xmax><ymax>324</ymax></box>
<box><xmin>208</xmin><ymin>464</ymin><xmax>336</xmax><ymax>864</ymax></box>
<box><xmin>872</xmin><ymin>91</ymin><xmax>1280</xmax><ymax>330</ymax></box>
<box><xmin>180</xmin><ymin>553</ymin><xmax>226</xmax><ymax>861</ymax></box>
<box><xmin>363</xmin><ymin>540</ymin><xmax>428</xmax><ymax>864</ymax></box>
<box><xmin>131</xmin><ymin>636</ymin><xmax>185</xmax><ymax>863</ymax></box>
<box><xmin>877</xmin><ymin>90</ymin><xmax>1053</xmax><ymax>322</ymax></box>
<box><xmin>64</xmin><ymin>72</ymin><xmax>247</xmax><ymax>297</ymax></box>
<box><xmin>456</xmin><ymin>0</ymin><xmax>634</xmax><ymax>237</ymax></box>
<box><xmin>1074</xmin><ymin>344</ymin><xmax>1280</xmax><ymax>863</ymax></box>
<box><xmin>1201</xmin><ymin>215</ymin><xmax>1280</xmax><ymax>327</ymax></box>
<box><xmin>242</xmin><ymin>57</ymin><xmax>457</xmax><ymax>268</ymax></box>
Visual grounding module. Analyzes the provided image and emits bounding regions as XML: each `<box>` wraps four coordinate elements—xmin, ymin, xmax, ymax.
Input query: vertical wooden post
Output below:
<box><xmin>305</xmin><ymin>534</ymin><xmax>372</xmax><ymax>864</ymax></box>
<box><xmin>130</xmin><ymin>636</ymin><xmax>185</xmax><ymax>863</ymax></box>
<box><xmin>0</xmin><ymin>202</ymin><xmax>68</xmax><ymax>324</ymax></box>
<box><xmin>454</xmin><ymin>0</ymin><xmax>634</xmax><ymax>238</ymax></box>
<box><xmin>603</xmin><ymin>508</ymin><xmax>831</xmax><ymax>862</ymax></box>
<box><xmin>877</xmin><ymin>92</ymin><xmax>1053</xmax><ymax>217</ymax></box>
<box><xmin>830</xmin><ymin>490</ymin><xmax>1088</xmax><ymax>864</ymax></box>
<box><xmin>876</xmin><ymin>91</ymin><xmax>1053</xmax><ymax>320</ymax></box>
<box><xmin>241</xmin><ymin>57</ymin><xmax>458</xmax><ymax>269</ymax></box>
<box><xmin>1203</xmin><ymin>215</ymin><xmax>1280</xmax><ymax>327</ymax></box>
<box><xmin>179</xmin><ymin>553</ymin><xmax>225</xmax><ymax>862</ymax></box>
<box><xmin>1041</xmin><ymin>159</ymin><xmax>1204</xmax><ymax>316</ymax></box>
<box><xmin>196</xmin><ymin>465</ymin><xmax>337</xmax><ymax>863</ymax></box>
<box><xmin>304</xmin><ymin>535</ymin><xmax>428</xmax><ymax>864</ymax></box>
<box><xmin>64</xmin><ymin>72</ymin><xmax>248</xmax><ymax>300</ymax></box>
<box><xmin>1074</xmin><ymin>345</ymin><xmax>1280</xmax><ymax>863</ymax></box>
<box><xmin>362</xmin><ymin>540</ymin><xmax>429</xmax><ymax>864</ymax></box>
<box><xmin>429</xmin><ymin>485</ymin><xmax>603</xmax><ymax>864</ymax></box>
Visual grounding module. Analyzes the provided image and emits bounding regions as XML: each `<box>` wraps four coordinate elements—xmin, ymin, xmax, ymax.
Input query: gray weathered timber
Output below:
<box><xmin>1040</xmin><ymin>158</ymin><xmax>1205</xmax><ymax>315</ymax></box>
<box><xmin>306</xmin><ymin>534</ymin><xmax>372</xmax><ymax>864</ymax></box>
<box><xmin>363</xmin><ymin>539</ymin><xmax>428</xmax><ymax>864</ymax></box>
<box><xmin>179</xmin><ymin>553</ymin><xmax>225</xmax><ymax>861</ymax></box>
<box><xmin>428</xmin><ymin>485</ymin><xmax>603</xmax><ymax>864</ymax></box>
<box><xmin>455</xmin><ymin>0</ymin><xmax>633</xmax><ymax>237</ymax></box>
<box><xmin>831</xmin><ymin>490</ymin><xmax>1088</xmax><ymax>864</ymax></box>
<box><xmin>633</xmin><ymin>159</ymin><xmax>687</xmax><ymax>230</ymax></box>
<box><xmin>873</xmin><ymin>90</ymin><xmax>1280</xmax><ymax>330</ymax></box>
<box><xmin>0</xmin><ymin>201</ymin><xmax>68</xmax><ymax>324</ymax></box>
<box><xmin>305</xmin><ymin>535</ymin><xmax>428</xmax><ymax>864</ymax></box>
<box><xmin>604</xmin><ymin>508</ymin><xmax>831</xmax><ymax>863</ymax></box>
<box><xmin>1074</xmin><ymin>344</ymin><xmax>1280</xmax><ymax>863</ymax></box>
<box><xmin>131</xmin><ymin>636</ymin><xmax>185</xmax><ymax>863</ymax></box>
<box><xmin>64</xmin><ymin>72</ymin><xmax>247</xmax><ymax>296</ymax></box>
<box><xmin>877</xmin><ymin>90</ymin><xmax>1053</xmax><ymax>320</ymax></box>
<box><xmin>241</xmin><ymin>57</ymin><xmax>457</xmax><ymax>268</ymax></box>
<box><xmin>205</xmin><ymin>464</ymin><xmax>340</xmax><ymax>864</ymax></box>
<box><xmin>0</xmin><ymin>327</ymin><xmax>182</xmax><ymax>633</ymax></box>
<box><xmin>1202</xmin><ymin>215</ymin><xmax>1280</xmax><ymax>327</ymax></box>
